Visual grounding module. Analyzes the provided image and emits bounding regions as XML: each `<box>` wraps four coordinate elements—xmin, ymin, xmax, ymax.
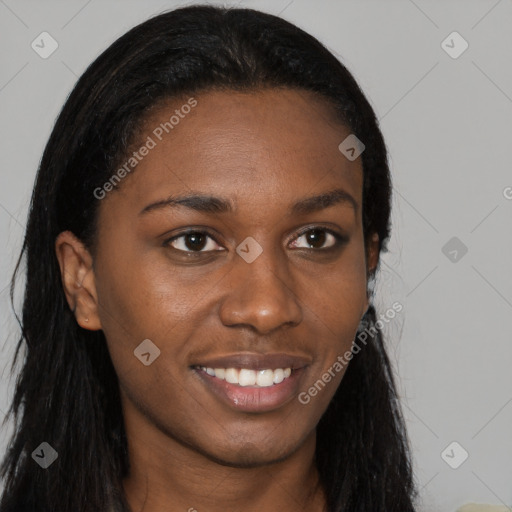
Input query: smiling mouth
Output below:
<box><xmin>190</xmin><ymin>352</ymin><xmax>310</xmax><ymax>411</ymax></box>
<box><xmin>194</xmin><ymin>366</ymin><xmax>292</xmax><ymax>387</ymax></box>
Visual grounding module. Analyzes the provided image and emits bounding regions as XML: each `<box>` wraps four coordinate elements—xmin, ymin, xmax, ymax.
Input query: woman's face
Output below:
<box><xmin>82</xmin><ymin>88</ymin><xmax>378</xmax><ymax>466</ymax></box>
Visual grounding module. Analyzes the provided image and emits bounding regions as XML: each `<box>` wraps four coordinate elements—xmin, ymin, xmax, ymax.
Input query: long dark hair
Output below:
<box><xmin>0</xmin><ymin>5</ymin><xmax>417</xmax><ymax>511</ymax></box>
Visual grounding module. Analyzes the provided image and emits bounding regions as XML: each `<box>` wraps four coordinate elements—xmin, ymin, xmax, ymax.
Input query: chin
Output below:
<box><xmin>194</xmin><ymin>431</ymin><xmax>310</xmax><ymax>469</ymax></box>
<box><xmin>203</xmin><ymin>446</ymin><xmax>294</xmax><ymax>469</ymax></box>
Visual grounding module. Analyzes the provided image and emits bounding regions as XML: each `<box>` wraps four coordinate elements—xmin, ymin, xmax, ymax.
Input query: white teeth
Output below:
<box><xmin>238</xmin><ymin>369</ymin><xmax>256</xmax><ymax>386</ymax></box>
<box><xmin>199</xmin><ymin>366</ymin><xmax>293</xmax><ymax>387</ymax></box>
<box><xmin>225</xmin><ymin>368</ymin><xmax>239</xmax><ymax>384</ymax></box>
<box><xmin>272</xmin><ymin>368</ymin><xmax>284</xmax><ymax>384</ymax></box>
<box><xmin>214</xmin><ymin>368</ymin><xmax>225</xmax><ymax>379</ymax></box>
<box><xmin>256</xmin><ymin>369</ymin><xmax>274</xmax><ymax>387</ymax></box>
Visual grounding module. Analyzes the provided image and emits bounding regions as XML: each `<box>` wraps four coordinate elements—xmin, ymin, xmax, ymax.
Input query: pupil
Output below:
<box><xmin>186</xmin><ymin>232</ymin><xmax>206</xmax><ymax>251</ymax></box>
<box><xmin>307</xmin><ymin>230</ymin><xmax>325</xmax><ymax>248</ymax></box>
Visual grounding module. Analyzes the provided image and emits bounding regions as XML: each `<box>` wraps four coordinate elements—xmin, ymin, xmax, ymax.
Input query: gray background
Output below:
<box><xmin>1</xmin><ymin>1</ymin><xmax>511</xmax><ymax>510</ymax></box>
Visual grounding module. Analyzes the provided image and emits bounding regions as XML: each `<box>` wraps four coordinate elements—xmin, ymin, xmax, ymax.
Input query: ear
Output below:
<box><xmin>366</xmin><ymin>232</ymin><xmax>380</xmax><ymax>275</ymax></box>
<box><xmin>362</xmin><ymin>232</ymin><xmax>380</xmax><ymax>315</ymax></box>
<box><xmin>55</xmin><ymin>231</ymin><xmax>102</xmax><ymax>330</ymax></box>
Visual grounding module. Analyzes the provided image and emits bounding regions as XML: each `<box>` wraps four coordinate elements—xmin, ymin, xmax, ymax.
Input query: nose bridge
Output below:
<box><xmin>218</xmin><ymin>244</ymin><xmax>303</xmax><ymax>333</ymax></box>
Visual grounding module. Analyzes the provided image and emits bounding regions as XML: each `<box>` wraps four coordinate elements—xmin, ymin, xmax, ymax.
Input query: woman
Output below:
<box><xmin>0</xmin><ymin>5</ymin><xmax>418</xmax><ymax>511</ymax></box>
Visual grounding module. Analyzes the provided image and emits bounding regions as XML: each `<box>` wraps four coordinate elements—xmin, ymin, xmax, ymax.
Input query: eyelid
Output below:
<box><xmin>163</xmin><ymin>228</ymin><xmax>225</xmax><ymax>252</ymax></box>
<box><xmin>289</xmin><ymin>225</ymin><xmax>348</xmax><ymax>249</ymax></box>
<box><xmin>163</xmin><ymin>224</ymin><xmax>348</xmax><ymax>254</ymax></box>
<box><xmin>292</xmin><ymin>224</ymin><xmax>341</xmax><ymax>239</ymax></box>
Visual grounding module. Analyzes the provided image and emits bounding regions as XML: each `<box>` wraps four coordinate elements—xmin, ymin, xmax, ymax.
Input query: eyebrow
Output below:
<box><xmin>139</xmin><ymin>188</ymin><xmax>358</xmax><ymax>217</ymax></box>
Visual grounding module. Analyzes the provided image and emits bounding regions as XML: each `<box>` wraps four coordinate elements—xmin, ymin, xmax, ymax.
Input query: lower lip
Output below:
<box><xmin>193</xmin><ymin>367</ymin><xmax>306</xmax><ymax>413</ymax></box>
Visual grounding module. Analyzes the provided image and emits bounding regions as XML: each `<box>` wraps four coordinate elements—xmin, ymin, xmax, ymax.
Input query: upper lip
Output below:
<box><xmin>192</xmin><ymin>352</ymin><xmax>311</xmax><ymax>371</ymax></box>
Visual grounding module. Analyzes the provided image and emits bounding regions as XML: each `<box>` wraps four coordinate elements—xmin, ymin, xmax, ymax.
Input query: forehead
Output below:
<box><xmin>105</xmin><ymin>88</ymin><xmax>363</xmax><ymax>216</ymax></box>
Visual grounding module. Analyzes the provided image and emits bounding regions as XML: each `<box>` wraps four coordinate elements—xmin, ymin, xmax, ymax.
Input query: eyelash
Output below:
<box><xmin>163</xmin><ymin>227</ymin><xmax>348</xmax><ymax>255</ymax></box>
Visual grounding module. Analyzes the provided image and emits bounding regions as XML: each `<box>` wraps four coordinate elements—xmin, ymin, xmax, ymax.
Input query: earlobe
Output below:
<box><xmin>55</xmin><ymin>231</ymin><xmax>102</xmax><ymax>331</ymax></box>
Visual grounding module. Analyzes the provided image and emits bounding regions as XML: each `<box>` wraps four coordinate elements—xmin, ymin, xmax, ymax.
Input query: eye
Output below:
<box><xmin>290</xmin><ymin>228</ymin><xmax>346</xmax><ymax>250</ymax></box>
<box><xmin>165</xmin><ymin>230</ymin><xmax>223</xmax><ymax>253</ymax></box>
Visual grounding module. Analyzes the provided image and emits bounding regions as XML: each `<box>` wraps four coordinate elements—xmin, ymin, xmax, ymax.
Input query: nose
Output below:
<box><xmin>218</xmin><ymin>248</ymin><xmax>303</xmax><ymax>335</ymax></box>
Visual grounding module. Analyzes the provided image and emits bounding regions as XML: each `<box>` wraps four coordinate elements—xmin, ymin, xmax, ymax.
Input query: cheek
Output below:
<box><xmin>95</xmin><ymin>233</ymin><xmax>190</xmax><ymax>321</ymax></box>
<box><xmin>92</xmin><ymin>246</ymin><xmax>195</xmax><ymax>377</ymax></box>
<box><xmin>297</xmin><ymin>243</ymin><xmax>368</xmax><ymax>380</ymax></box>
<box><xmin>300</xmin><ymin>242</ymin><xmax>368</xmax><ymax>329</ymax></box>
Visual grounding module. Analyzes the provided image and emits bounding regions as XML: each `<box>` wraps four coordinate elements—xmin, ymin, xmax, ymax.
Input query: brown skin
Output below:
<box><xmin>56</xmin><ymin>88</ymin><xmax>379</xmax><ymax>512</ymax></box>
